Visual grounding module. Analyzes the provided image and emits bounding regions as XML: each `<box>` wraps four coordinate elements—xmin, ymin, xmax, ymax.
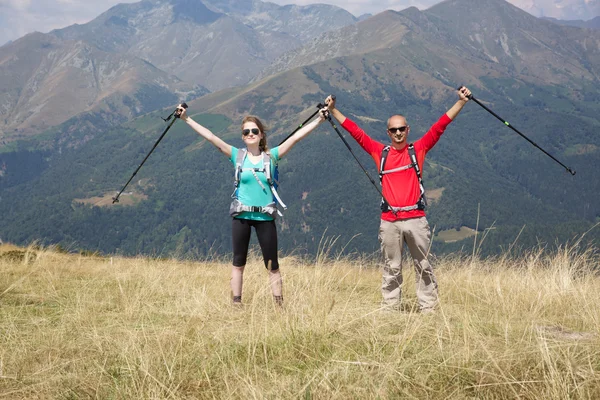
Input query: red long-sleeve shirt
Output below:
<box><xmin>341</xmin><ymin>114</ymin><xmax>452</xmax><ymax>221</ymax></box>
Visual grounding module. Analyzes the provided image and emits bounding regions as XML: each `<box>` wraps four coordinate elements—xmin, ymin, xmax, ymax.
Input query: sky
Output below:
<box><xmin>1</xmin><ymin>0</ymin><xmax>600</xmax><ymax>46</ymax></box>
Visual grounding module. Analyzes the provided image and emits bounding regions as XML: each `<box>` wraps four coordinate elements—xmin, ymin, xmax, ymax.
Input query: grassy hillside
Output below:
<box><xmin>1</xmin><ymin>243</ymin><xmax>598</xmax><ymax>398</ymax></box>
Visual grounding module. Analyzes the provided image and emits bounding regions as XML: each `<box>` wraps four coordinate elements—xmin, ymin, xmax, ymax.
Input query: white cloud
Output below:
<box><xmin>1</xmin><ymin>0</ymin><xmax>32</xmax><ymax>10</ymax></box>
<box><xmin>511</xmin><ymin>0</ymin><xmax>600</xmax><ymax>19</ymax></box>
<box><xmin>0</xmin><ymin>0</ymin><xmax>137</xmax><ymax>45</ymax></box>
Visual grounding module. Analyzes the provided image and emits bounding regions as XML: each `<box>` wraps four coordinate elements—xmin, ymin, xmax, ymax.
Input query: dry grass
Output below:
<box><xmin>0</xmin><ymin>243</ymin><xmax>599</xmax><ymax>399</ymax></box>
<box><xmin>73</xmin><ymin>191</ymin><xmax>148</xmax><ymax>208</ymax></box>
<box><xmin>426</xmin><ymin>187</ymin><xmax>445</xmax><ymax>203</ymax></box>
<box><xmin>436</xmin><ymin>226</ymin><xmax>478</xmax><ymax>243</ymax></box>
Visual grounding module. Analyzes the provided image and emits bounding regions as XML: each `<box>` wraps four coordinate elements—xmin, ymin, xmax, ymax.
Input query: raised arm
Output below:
<box><xmin>277</xmin><ymin>107</ymin><xmax>328</xmax><ymax>158</ymax></box>
<box><xmin>323</xmin><ymin>94</ymin><xmax>382</xmax><ymax>158</ymax></box>
<box><xmin>445</xmin><ymin>86</ymin><xmax>471</xmax><ymax>120</ymax></box>
<box><xmin>177</xmin><ymin>105</ymin><xmax>233</xmax><ymax>158</ymax></box>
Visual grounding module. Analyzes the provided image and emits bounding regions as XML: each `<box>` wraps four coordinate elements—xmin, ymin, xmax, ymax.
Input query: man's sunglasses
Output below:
<box><xmin>388</xmin><ymin>126</ymin><xmax>407</xmax><ymax>134</ymax></box>
<box><xmin>242</xmin><ymin>128</ymin><xmax>260</xmax><ymax>136</ymax></box>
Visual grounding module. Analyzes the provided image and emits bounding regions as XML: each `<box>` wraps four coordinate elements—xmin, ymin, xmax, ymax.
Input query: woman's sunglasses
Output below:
<box><xmin>242</xmin><ymin>128</ymin><xmax>260</xmax><ymax>136</ymax></box>
<box><xmin>388</xmin><ymin>126</ymin><xmax>407</xmax><ymax>134</ymax></box>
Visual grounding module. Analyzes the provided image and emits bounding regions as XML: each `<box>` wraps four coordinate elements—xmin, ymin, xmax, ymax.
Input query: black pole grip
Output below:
<box><xmin>175</xmin><ymin>102</ymin><xmax>188</xmax><ymax>118</ymax></box>
<box><xmin>456</xmin><ymin>85</ymin><xmax>473</xmax><ymax>100</ymax></box>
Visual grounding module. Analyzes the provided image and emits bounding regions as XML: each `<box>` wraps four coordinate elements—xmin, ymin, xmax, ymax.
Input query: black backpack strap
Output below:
<box><xmin>379</xmin><ymin>145</ymin><xmax>391</xmax><ymax>185</ymax></box>
<box><xmin>408</xmin><ymin>144</ymin><xmax>427</xmax><ymax>209</ymax></box>
<box><xmin>407</xmin><ymin>144</ymin><xmax>420</xmax><ymax>178</ymax></box>
<box><xmin>263</xmin><ymin>152</ymin><xmax>286</xmax><ymax>211</ymax></box>
<box><xmin>261</xmin><ymin>152</ymin><xmax>272</xmax><ymax>184</ymax></box>
<box><xmin>232</xmin><ymin>148</ymin><xmax>247</xmax><ymax>199</ymax></box>
<box><xmin>379</xmin><ymin>146</ymin><xmax>390</xmax><ymax>211</ymax></box>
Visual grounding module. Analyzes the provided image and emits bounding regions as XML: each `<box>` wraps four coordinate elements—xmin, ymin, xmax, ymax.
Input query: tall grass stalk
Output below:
<box><xmin>0</xmin><ymin>243</ymin><xmax>598</xmax><ymax>399</ymax></box>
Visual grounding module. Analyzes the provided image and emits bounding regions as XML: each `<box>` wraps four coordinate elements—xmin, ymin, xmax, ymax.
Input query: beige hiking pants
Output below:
<box><xmin>378</xmin><ymin>217</ymin><xmax>438</xmax><ymax>311</ymax></box>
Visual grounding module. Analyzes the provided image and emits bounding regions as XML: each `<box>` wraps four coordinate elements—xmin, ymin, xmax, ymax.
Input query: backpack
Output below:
<box><xmin>229</xmin><ymin>149</ymin><xmax>286</xmax><ymax>218</ymax></box>
<box><xmin>379</xmin><ymin>143</ymin><xmax>427</xmax><ymax>213</ymax></box>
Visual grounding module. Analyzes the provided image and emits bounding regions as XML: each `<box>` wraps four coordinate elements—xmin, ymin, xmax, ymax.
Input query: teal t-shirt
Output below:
<box><xmin>230</xmin><ymin>146</ymin><xmax>280</xmax><ymax>221</ymax></box>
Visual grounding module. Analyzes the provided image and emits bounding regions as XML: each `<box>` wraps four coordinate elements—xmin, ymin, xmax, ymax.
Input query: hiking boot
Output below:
<box><xmin>273</xmin><ymin>295</ymin><xmax>284</xmax><ymax>307</ymax></box>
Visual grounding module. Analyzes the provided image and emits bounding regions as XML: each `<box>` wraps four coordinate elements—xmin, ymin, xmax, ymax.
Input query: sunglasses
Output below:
<box><xmin>388</xmin><ymin>126</ymin><xmax>407</xmax><ymax>134</ymax></box>
<box><xmin>242</xmin><ymin>128</ymin><xmax>260</xmax><ymax>136</ymax></box>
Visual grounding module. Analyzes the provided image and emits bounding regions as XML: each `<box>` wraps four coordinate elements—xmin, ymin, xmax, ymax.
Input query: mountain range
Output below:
<box><xmin>543</xmin><ymin>16</ymin><xmax>600</xmax><ymax>29</ymax></box>
<box><xmin>518</xmin><ymin>0</ymin><xmax>600</xmax><ymax>20</ymax></box>
<box><xmin>0</xmin><ymin>0</ymin><xmax>598</xmax><ymax>257</ymax></box>
<box><xmin>0</xmin><ymin>0</ymin><xmax>356</xmax><ymax>144</ymax></box>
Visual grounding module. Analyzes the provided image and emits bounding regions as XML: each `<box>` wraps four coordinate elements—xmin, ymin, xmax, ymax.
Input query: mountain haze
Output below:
<box><xmin>204</xmin><ymin>0</ymin><xmax>357</xmax><ymax>42</ymax></box>
<box><xmin>260</xmin><ymin>0</ymin><xmax>600</xmax><ymax>90</ymax></box>
<box><xmin>543</xmin><ymin>16</ymin><xmax>600</xmax><ymax>29</ymax></box>
<box><xmin>425</xmin><ymin>0</ymin><xmax>600</xmax><ymax>85</ymax></box>
<box><xmin>0</xmin><ymin>0</ymin><xmax>357</xmax><ymax>144</ymax></box>
<box><xmin>0</xmin><ymin>32</ymin><xmax>204</xmax><ymax>144</ymax></box>
<box><xmin>518</xmin><ymin>0</ymin><xmax>600</xmax><ymax>20</ymax></box>
<box><xmin>50</xmin><ymin>0</ymin><xmax>357</xmax><ymax>92</ymax></box>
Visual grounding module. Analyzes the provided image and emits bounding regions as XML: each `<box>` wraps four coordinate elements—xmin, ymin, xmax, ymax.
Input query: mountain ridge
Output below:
<box><xmin>0</xmin><ymin>0</ymin><xmax>358</xmax><ymax>144</ymax></box>
<box><xmin>258</xmin><ymin>0</ymin><xmax>600</xmax><ymax>92</ymax></box>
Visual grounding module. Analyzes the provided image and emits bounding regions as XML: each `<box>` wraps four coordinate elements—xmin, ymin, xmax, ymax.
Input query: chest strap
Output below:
<box><xmin>229</xmin><ymin>198</ymin><xmax>280</xmax><ymax>218</ymax></box>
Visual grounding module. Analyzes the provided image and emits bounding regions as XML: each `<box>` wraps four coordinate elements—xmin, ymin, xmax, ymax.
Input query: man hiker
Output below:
<box><xmin>324</xmin><ymin>86</ymin><xmax>472</xmax><ymax>313</ymax></box>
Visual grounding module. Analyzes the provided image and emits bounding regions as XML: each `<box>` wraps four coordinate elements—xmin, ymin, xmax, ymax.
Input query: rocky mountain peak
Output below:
<box><xmin>167</xmin><ymin>0</ymin><xmax>222</xmax><ymax>24</ymax></box>
<box><xmin>427</xmin><ymin>0</ymin><xmax>539</xmax><ymax>27</ymax></box>
<box><xmin>0</xmin><ymin>0</ymin><xmax>360</xmax><ymax>142</ymax></box>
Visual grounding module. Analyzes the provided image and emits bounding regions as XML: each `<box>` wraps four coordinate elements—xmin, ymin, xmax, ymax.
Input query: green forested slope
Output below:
<box><xmin>1</xmin><ymin>74</ymin><xmax>597</xmax><ymax>258</ymax></box>
<box><xmin>1</xmin><ymin>1</ymin><xmax>599</xmax><ymax>257</ymax></box>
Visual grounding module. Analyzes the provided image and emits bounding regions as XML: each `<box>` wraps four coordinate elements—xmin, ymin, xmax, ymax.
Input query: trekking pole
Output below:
<box><xmin>460</xmin><ymin>87</ymin><xmax>576</xmax><ymax>175</ymax></box>
<box><xmin>112</xmin><ymin>103</ymin><xmax>188</xmax><ymax>204</ymax></box>
<box><xmin>278</xmin><ymin>106</ymin><xmax>322</xmax><ymax>146</ymax></box>
<box><xmin>323</xmin><ymin>101</ymin><xmax>395</xmax><ymax>207</ymax></box>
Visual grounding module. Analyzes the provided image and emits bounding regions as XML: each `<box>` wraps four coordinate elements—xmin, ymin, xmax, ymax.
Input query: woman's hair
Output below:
<box><xmin>242</xmin><ymin>115</ymin><xmax>269</xmax><ymax>153</ymax></box>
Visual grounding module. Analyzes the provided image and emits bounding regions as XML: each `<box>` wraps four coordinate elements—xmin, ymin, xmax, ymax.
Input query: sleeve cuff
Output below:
<box><xmin>439</xmin><ymin>113</ymin><xmax>452</xmax><ymax>129</ymax></box>
<box><xmin>341</xmin><ymin>117</ymin><xmax>355</xmax><ymax>130</ymax></box>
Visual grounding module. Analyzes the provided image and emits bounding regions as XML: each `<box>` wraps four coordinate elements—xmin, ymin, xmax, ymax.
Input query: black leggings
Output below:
<box><xmin>232</xmin><ymin>218</ymin><xmax>279</xmax><ymax>270</ymax></box>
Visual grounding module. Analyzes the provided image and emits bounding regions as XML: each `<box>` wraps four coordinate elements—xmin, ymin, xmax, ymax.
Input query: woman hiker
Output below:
<box><xmin>176</xmin><ymin>105</ymin><xmax>328</xmax><ymax>306</ymax></box>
